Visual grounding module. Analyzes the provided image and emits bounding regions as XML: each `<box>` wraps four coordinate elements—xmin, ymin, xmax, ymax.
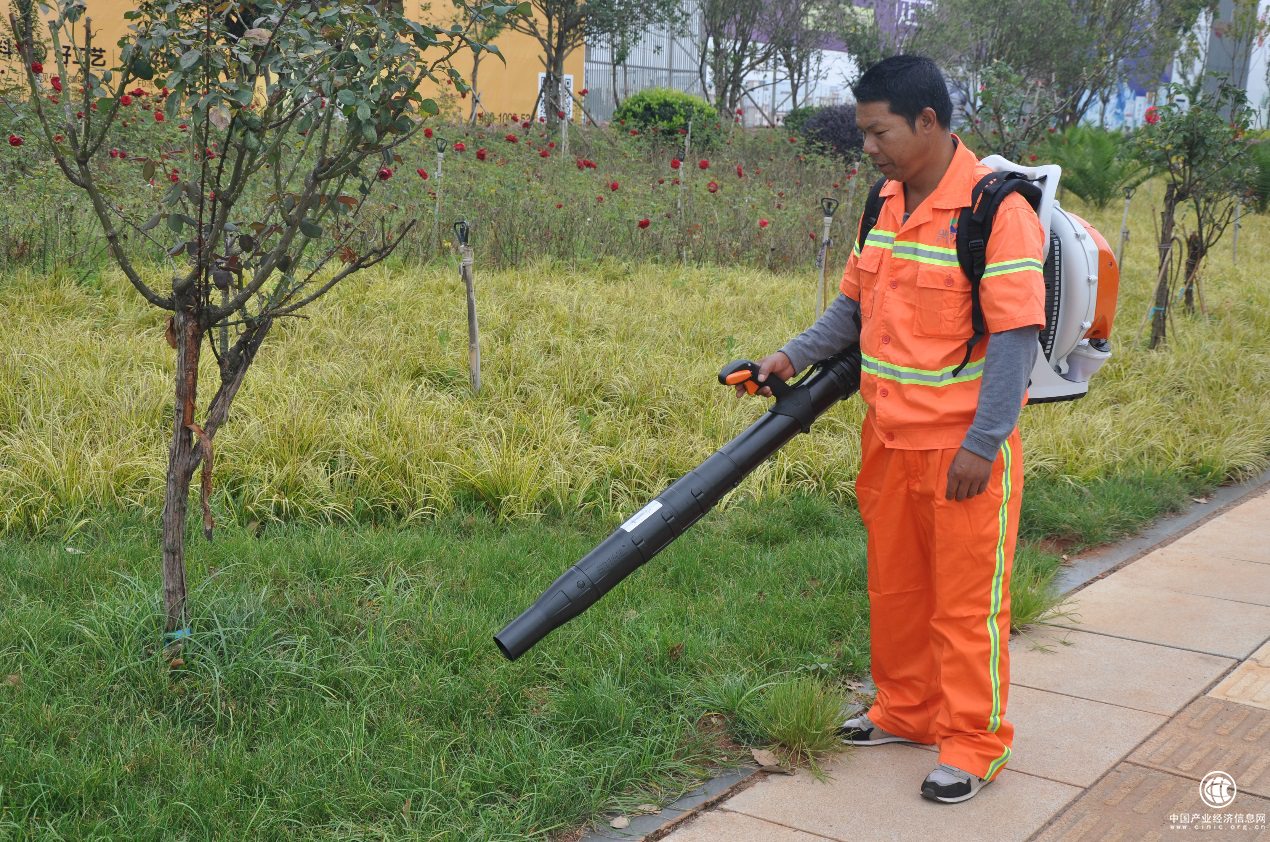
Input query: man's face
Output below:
<box><xmin>856</xmin><ymin>101</ymin><xmax>939</xmax><ymax>184</ymax></box>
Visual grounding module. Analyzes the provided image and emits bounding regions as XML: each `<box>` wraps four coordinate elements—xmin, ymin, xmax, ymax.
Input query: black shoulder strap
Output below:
<box><xmin>951</xmin><ymin>171</ymin><xmax>1044</xmax><ymax>376</ymax></box>
<box><xmin>856</xmin><ymin>177</ymin><xmax>888</xmax><ymax>255</ymax></box>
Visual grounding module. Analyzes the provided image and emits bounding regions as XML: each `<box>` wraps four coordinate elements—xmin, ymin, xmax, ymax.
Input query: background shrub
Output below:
<box><xmin>613</xmin><ymin>88</ymin><xmax>722</xmax><ymax>149</ymax></box>
<box><xmin>1248</xmin><ymin>142</ymin><xmax>1270</xmax><ymax>214</ymax></box>
<box><xmin>800</xmin><ymin>104</ymin><xmax>864</xmax><ymax>160</ymax></box>
<box><xmin>782</xmin><ymin>105</ymin><xmax>825</xmax><ymax>135</ymax></box>
<box><xmin>1047</xmin><ymin>125</ymin><xmax>1149</xmax><ymax>209</ymax></box>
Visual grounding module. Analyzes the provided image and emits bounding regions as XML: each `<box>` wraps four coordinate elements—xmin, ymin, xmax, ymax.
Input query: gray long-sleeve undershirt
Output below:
<box><xmin>779</xmin><ymin>293</ymin><xmax>1039</xmax><ymax>461</ymax></box>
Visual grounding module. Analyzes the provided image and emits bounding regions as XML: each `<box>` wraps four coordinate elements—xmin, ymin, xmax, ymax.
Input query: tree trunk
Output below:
<box><xmin>610</xmin><ymin>44</ymin><xmax>620</xmax><ymax>112</ymax></box>
<box><xmin>1150</xmin><ymin>183</ymin><xmax>1177</xmax><ymax>349</ymax></box>
<box><xmin>161</xmin><ymin>307</ymin><xmax>202</xmax><ymax>636</ymax></box>
<box><xmin>1183</xmin><ymin>231</ymin><xmax>1203</xmax><ymax>315</ymax></box>
<box><xmin>469</xmin><ymin>54</ymin><xmax>483</xmax><ymax>124</ymax></box>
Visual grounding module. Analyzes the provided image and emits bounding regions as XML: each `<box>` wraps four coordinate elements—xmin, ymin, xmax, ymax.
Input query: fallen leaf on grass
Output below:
<box><xmin>609</xmin><ymin>816</ymin><xmax>630</xmax><ymax>829</ymax></box>
<box><xmin>636</xmin><ymin>804</ymin><xmax>659</xmax><ymax>814</ymax></box>
<box><xmin>1192</xmin><ymin>497</ymin><xmax>1211</xmax><ymax>504</ymax></box>
<box><xmin>168</xmin><ymin>658</ymin><xmax>185</xmax><ymax>669</ymax></box>
<box><xmin>667</xmin><ymin>642</ymin><xmax>684</xmax><ymax>660</ymax></box>
<box><xmin>65</xmin><ymin>546</ymin><xmax>85</xmax><ymax>555</ymax></box>
<box><xmin>4</xmin><ymin>674</ymin><xmax>20</xmax><ymax>688</ymax></box>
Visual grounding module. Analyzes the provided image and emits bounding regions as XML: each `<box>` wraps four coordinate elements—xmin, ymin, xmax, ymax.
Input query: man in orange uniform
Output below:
<box><xmin>741</xmin><ymin>56</ymin><xmax>1046</xmax><ymax>803</ymax></box>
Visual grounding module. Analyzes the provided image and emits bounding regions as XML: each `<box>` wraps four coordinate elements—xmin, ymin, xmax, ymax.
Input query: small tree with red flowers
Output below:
<box><xmin>6</xmin><ymin>0</ymin><xmax>516</xmax><ymax>641</ymax></box>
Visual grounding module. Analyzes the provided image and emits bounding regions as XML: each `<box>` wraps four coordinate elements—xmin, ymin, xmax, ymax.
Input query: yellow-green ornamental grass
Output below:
<box><xmin>0</xmin><ymin>179</ymin><xmax>1266</xmax><ymax>534</ymax></box>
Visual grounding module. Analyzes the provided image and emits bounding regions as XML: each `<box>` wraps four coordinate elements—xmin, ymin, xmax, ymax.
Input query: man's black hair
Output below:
<box><xmin>852</xmin><ymin>55</ymin><xmax>953</xmax><ymax>130</ymax></box>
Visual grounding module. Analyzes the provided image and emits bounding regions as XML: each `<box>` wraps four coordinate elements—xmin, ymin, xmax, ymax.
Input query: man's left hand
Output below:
<box><xmin>946</xmin><ymin>448</ymin><xmax>994</xmax><ymax>501</ymax></box>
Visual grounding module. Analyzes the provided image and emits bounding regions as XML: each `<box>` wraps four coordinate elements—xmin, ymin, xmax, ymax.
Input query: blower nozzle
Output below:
<box><xmin>494</xmin><ymin>347</ymin><xmax>862</xmax><ymax>661</ymax></box>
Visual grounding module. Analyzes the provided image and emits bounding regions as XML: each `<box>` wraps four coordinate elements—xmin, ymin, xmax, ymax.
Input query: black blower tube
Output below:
<box><xmin>494</xmin><ymin>347</ymin><xmax>862</xmax><ymax>661</ymax></box>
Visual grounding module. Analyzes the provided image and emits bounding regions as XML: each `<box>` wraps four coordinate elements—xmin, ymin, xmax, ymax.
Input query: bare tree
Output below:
<box><xmin>696</xmin><ymin>0</ymin><xmax>775</xmax><ymax>115</ymax></box>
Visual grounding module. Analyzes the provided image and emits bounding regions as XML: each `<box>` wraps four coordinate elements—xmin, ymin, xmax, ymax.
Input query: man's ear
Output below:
<box><xmin>918</xmin><ymin>107</ymin><xmax>939</xmax><ymax>134</ymax></box>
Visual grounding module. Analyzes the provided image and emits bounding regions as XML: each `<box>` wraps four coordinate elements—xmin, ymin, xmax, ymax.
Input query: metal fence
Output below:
<box><xmin>583</xmin><ymin>17</ymin><xmax>709</xmax><ymax>123</ymax></box>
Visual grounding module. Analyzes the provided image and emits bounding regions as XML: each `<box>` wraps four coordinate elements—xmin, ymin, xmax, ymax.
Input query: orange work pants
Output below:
<box><xmin>855</xmin><ymin>413</ymin><xmax>1023</xmax><ymax>781</ymax></box>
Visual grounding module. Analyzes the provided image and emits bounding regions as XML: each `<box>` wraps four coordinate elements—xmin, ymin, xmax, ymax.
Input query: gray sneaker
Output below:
<box><xmin>835</xmin><ymin>713</ymin><xmax>916</xmax><ymax>746</ymax></box>
<box><xmin>920</xmin><ymin>763</ymin><xmax>989</xmax><ymax>803</ymax></box>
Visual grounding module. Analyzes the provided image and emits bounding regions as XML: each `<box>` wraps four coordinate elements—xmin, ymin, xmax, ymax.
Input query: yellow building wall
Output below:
<box><xmin>1</xmin><ymin>0</ymin><xmax>583</xmax><ymax>123</ymax></box>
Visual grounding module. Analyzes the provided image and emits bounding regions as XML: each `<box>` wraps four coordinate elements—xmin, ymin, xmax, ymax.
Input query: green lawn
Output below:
<box><xmin>0</xmin><ymin>471</ymin><xmax>1208</xmax><ymax>840</ymax></box>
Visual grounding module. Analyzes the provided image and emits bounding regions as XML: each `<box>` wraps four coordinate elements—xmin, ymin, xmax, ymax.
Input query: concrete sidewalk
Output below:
<box><xmin>632</xmin><ymin>485</ymin><xmax>1270</xmax><ymax>841</ymax></box>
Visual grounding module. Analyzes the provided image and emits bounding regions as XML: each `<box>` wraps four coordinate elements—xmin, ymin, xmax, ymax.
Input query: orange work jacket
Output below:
<box><xmin>841</xmin><ymin>135</ymin><xmax>1047</xmax><ymax>450</ymax></box>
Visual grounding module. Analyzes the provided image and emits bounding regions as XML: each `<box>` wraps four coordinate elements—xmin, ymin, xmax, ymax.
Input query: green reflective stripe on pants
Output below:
<box><xmin>986</xmin><ymin>747</ymin><xmax>1011</xmax><ymax>780</ymax></box>
<box><xmin>891</xmin><ymin>242</ymin><xmax>960</xmax><ymax>267</ymax></box>
<box><xmin>861</xmin><ymin>352</ymin><xmax>985</xmax><ymax>386</ymax></box>
<box><xmin>987</xmin><ymin>439</ymin><xmax>1013</xmax><ymax>734</ymax></box>
<box><xmin>982</xmin><ymin>258</ymin><xmax>1043</xmax><ymax>278</ymax></box>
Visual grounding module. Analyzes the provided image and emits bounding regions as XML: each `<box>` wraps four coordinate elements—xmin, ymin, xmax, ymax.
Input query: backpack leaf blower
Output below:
<box><xmin>493</xmin><ymin>348</ymin><xmax>862</xmax><ymax>661</ymax></box>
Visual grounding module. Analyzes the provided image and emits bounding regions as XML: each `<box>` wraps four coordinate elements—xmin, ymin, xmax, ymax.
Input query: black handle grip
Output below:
<box><xmin>719</xmin><ymin>359</ymin><xmax>791</xmax><ymax>398</ymax></box>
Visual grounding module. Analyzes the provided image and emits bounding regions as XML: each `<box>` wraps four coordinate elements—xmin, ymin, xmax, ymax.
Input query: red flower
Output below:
<box><xmin>758</xmin><ymin>220</ymin><xmax>769</xmax><ymax>228</ymax></box>
<box><xmin>670</xmin><ymin>158</ymin><xmax>681</xmax><ymax>169</ymax></box>
<box><xmin>540</xmin><ymin>149</ymin><xmax>550</xmax><ymax>157</ymax></box>
<box><xmin>707</xmin><ymin>181</ymin><xmax>719</xmax><ymax>193</ymax></box>
<box><xmin>416</xmin><ymin>168</ymin><xmax>429</xmax><ymax>179</ymax></box>
<box><xmin>736</xmin><ymin>165</ymin><xmax>744</xmax><ymax>178</ymax></box>
<box><xmin>1028</xmin><ymin>154</ymin><xmax>1038</xmax><ymax>161</ymax></box>
<box><xmin>576</xmin><ymin>159</ymin><xmax>584</xmax><ymax>170</ymax></box>
<box><xmin>789</xmin><ymin>136</ymin><xmax>797</xmax><ymax>143</ymax></box>
<box><xmin>424</xmin><ymin>127</ymin><xmax>433</xmax><ymax>138</ymax></box>
<box><xmin>506</xmin><ymin>134</ymin><xmax>518</xmax><ymax>142</ymax></box>
<box><xmin>109</xmin><ymin>148</ymin><xmax>119</xmax><ymax>158</ymax></box>
<box><xmin>155</xmin><ymin>112</ymin><xmax>165</xmax><ymax>123</ymax></box>
<box><xmin>30</xmin><ymin>61</ymin><xmax>43</xmax><ymax>74</ymax></box>
<box><xmin>557</xmin><ymin>110</ymin><xmax>565</xmax><ymax>119</ymax></box>
<box><xmin>657</xmin><ymin>178</ymin><xmax>664</xmax><ymax>184</ymax></box>
<box><xmin>637</xmin><ymin>218</ymin><xmax>650</xmax><ymax>229</ymax></box>
<box><xmin>120</xmin><ymin>94</ymin><xmax>132</xmax><ymax>106</ymax></box>
<box><xmin>1144</xmin><ymin>106</ymin><xmax>1160</xmax><ymax>125</ymax></box>
<box><xmin>454</xmin><ymin>142</ymin><xmax>466</xmax><ymax>152</ymax></box>
<box><xmin>579</xmin><ymin>88</ymin><xmax>588</xmax><ymax>96</ymax></box>
<box><xmin>7</xmin><ymin>135</ymin><xmax>21</xmax><ymax>147</ymax></box>
<box><xmin>556</xmin><ymin>203</ymin><xmax>563</xmax><ymax>208</ymax></box>
<box><xmin>476</xmin><ymin>148</ymin><xmax>488</xmax><ymax>161</ymax></box>
<box><xmin>810</xmin><ymin>232</ymin><xmax>816</xmax><ymax>240</ymax></box>
<box><xmin>51</xmin><ymin>77</ymin><xmax>62</xmax><ymax>92</ymax></box>
<box><xmin>378</xmin><ymin>167</ymin><xmax>393</xmax><ymax>180</ymax></box>
<box><xmin>585</xmin><ymin>159</ymin><xmax>597</xmax><ymax>168</ymax></box>
<box><xmin>169</xmin><ymin>171</ymin><xmax>179</xmax><ymax>183</ymax></box>
<box><xmin>548</xmin><ymin>141</ymin><xmax>555</xmax><ymax>148</ymax></box>
<box><xmin>597</xmin><ymin>196</ymin><xmax>604</xmax><ymax>202</ymax></box>
<box><xmin>609</xmin><ymin>181</ymin><xmax>619</xmax><ymax>191</ymax></box>
<box><xmin>736</xmin><ymin>108</ymin><xmax>743</xmax><ymax>115</ymax></box>
<box><xmin>698</xmin><ymin>159</ymin><xmax>709</xmax><ymax>169</ymax></box>
<box><xmin>54</xmin><ymin>134</ymin><xmax>63</xmax><ymax>142</ymax></box>
<box><xmin>629</xmin><ymin>129</ymin><xmax>639</xmax><ymax>136</ymax></box>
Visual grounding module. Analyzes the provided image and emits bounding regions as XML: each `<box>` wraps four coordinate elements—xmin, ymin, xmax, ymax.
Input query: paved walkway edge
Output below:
<box><xmin>576</xmin><ymin>465</ymin><xmax>1270</xmax><ymax>842</ymax></box>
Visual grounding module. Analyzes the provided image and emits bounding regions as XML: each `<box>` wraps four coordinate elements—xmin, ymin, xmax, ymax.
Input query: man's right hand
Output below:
<box><xmin>735</xmin><ymin>352</ymin><xmax>795</xmax><ymax>398</ymax></box>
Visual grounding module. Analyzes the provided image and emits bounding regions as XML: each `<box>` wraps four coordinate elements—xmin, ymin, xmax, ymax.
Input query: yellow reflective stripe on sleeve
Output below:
<box><xmin>982</xmin><ymin>258</ymin><xmax>1043</xmax><ymax>278</ymax></box>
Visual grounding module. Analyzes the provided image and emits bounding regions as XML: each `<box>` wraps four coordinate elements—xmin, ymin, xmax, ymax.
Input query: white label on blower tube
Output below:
<box><xmin>620</xmin><ymin>500</ymin><xmax>662</xmax><ymax>532</ymax></box>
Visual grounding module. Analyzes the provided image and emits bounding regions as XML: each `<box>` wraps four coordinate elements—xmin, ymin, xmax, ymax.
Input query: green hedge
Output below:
<box><xmin>613</xmin><ymin>88</ymin><xmax>722</xmax><ymax>149</ymax></box>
